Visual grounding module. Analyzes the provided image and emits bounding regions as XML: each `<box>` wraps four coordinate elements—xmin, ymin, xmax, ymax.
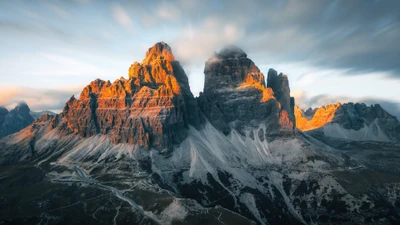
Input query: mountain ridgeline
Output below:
<box><xmin>1</xmin><ymin>42</ymin><xmax>400</xmax><ymax>225</ymax></box>
<box><xmin>43</xmin><ymin>42</ymin><xmax>297</xmax><ymax>151</ymax></box>
<box><xmin>0</xmin><ymin>102</ymin><xmax>34</xmax><ymax>139</ymax></box>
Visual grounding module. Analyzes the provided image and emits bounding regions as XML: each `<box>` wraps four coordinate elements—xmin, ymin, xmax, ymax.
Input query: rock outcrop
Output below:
<box><xmin>295</xmin><ymin>103</ymin><xmax>400</xmax><ymax>141</ymax></box>
<box><xmin>295</xmin><ymin>103</ymin><xmax>341</xmax><ymax>131</ymax></box>
<box><xmin>60</xmin><ymin>42</ymin><xmax>202</xmax><ymax>150</ymax></box>
<box><xmin>267</xmin><ymin>69</ymin><xmax>295</xmax><ymax>123</ymax></box>
<box><xmin>197</xmin><ymin>45</ymin><xmax>295</xmax><ymax>139</ymax></box>
<box><xmin>0</xmin><ymin>102</ymin><xmax>34</xmax><ymax>138</ymax></box>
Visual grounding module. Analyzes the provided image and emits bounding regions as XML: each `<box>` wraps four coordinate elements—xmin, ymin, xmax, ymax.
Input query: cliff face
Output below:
<box><xmin>267</xmin><ymin>69</ymin><xmax>295</xmax><ymax>122</ymax></box>
<box><xmin>295</xmin><ymin>103</ymin><xmax>341</xmax><ymax>131</ymax></box>
<box><xmin>60</xmin><ymin>42</ymin><xmax>202</xmax><ymax>150</ymax></box>
<box><xmin>295</xmin><ymin>103</ymin><xmax>400</xmax><ymax>141</ymax></box>
<box><xmin>0</xmin><ymin>102</ymin><xmax>34</xmax><ymax>138</ymax></box>
<box><xmin>197</xmin><ymin>45</ymin><xmax>295</xmax><ymax>139</ymax></box>
<box><xmin>18</xmin><ymin>43</ymin><xmax>298</xmax><ymax>150</ymax></box>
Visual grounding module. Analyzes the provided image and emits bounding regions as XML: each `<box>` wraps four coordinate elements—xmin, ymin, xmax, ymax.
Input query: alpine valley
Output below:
<box><xmin>1</xmin><ymin>42</ymin><xmax>400</xmax><ymax>225</ymax></box>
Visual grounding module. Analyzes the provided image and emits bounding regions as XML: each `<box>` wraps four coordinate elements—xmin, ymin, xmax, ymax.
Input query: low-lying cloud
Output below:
<box><xmin>293</xmin><ymin>90</ymin><xmax>400</xmax><ymax>119</ymax></box>
<box><xmin>0</xmin><ymin>86</ymin><xmax>82</xmax><ymax>112</ymax></box>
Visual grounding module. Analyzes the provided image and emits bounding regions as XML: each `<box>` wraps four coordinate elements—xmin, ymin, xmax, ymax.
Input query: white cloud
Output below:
<box><xmin>0</xmin><ymin>85</ymin><xmax>83</xmax><ymax>112</ymax></box>
<box><xmin>292</xmin><ymin>89</ymin><xmax>400</xmax><ymax>118</ymax></box>
<box><xmin>36</xmin><ymin>53</ymin><xmax>106</xmax><ymax>77</ymax></box>
<box><xmin>172</xmin><ymin>17</ymin><xmax>245</xmax><ymax>62</ymax></box>
<box><xmin>112</xmin><ymin>3</ymin><xmax>133</xmax><ymax>31</ymax></box>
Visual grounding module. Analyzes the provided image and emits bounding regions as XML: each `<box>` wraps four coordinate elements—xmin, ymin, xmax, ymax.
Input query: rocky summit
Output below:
<box><xmin>0</xmin><ymin>102</ymin><xmax>34</xmax><ymax>138</ymax></box>
<box><xmin>198</xmin><ymin>45</ymin><xmax>295</xmax><ymax>138</ymax></box>
<box><xmin>1</xmin><ymin>42</ymin><xmax>400</xmax><ymax>225</ymax></box>
<box><xmin>295</xmin><ymin>102</ymin><xmax>400</xmax><ymax>141</ymax></box>
<box><xmin>60</xmin><ymin>42</ymin><xmax>202</xmax><ymax>150</ymax></box>
<box><xmin>57</xmin><ymin>43</ymin><xmax>296</xmax><ymax>150</ymax></box>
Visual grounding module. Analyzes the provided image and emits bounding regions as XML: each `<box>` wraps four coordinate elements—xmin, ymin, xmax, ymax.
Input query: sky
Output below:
<box><xmin>0</xmin><ymin>0</ymin><xmax>399</xmax><ymax>117</ymax></box>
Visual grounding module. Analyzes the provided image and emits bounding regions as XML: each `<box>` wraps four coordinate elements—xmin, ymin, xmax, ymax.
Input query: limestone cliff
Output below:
<box><xmin>60</xmin><ymin>42</ymin><xmax>202</xmax><ymax>150</ymax></box>
<box><xmin>197</xmin><ymin>45</ymin><xmax>295</xmax><ymax>139</ymax></box>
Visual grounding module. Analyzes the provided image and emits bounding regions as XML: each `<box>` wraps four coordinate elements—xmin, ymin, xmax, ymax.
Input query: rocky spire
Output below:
<box><xmin>203</xmin><ymin>45</ymin><xmax>268</xmax><ymax>96</ymax></box>
<box><xmin>61</xmin><ymin>42</ymin><xmax>202</xmax><ymax>150</ymax></box>
<box><xmin>198</xmin><ymin>45</ymin><xmax>295</xmax><ymax>138</ymax></box>
<box><xmin>215</xmin><ymin>44</ymin><xmax>247</xmax><ymax>59</ymax></box>
<box><xmin>267</xmin><ymin>69</ymin><xmax>295</xmax><ymax>122</ymax></box>
<box><xmin>141</xmin><ymin>42</ymin><xmax>175</xmax><ymax>64</ymax></box>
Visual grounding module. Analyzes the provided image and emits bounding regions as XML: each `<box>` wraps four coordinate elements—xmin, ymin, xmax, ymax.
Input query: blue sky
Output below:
<box><xmin>1</xmin><ymin>0</ymin><xmax>399</xmax><ymax>117</ymax></box>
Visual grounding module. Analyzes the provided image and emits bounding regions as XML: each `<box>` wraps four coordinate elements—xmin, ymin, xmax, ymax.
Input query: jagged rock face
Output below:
<box><xmin>295</xmin><ymin>103</ymin><xmax>400</xmax><ymax>141</ymax></box>
<box><xmin>198</xmin><ymin>45</ymin><xmax>294</xmax><ymax>138</ymax></box>
<box><xmin>0</xmin><ymin>102</ymin><xmax>34</xmax><ymax>138</ymax></box>
<box><xmin>60</xmin><ymin>42</ymin><xmax>202</xmax><ymax>150</ymax></box>
<box><xmin>295</xmin><ymin>103</ymin><xmax>341</xmax><ymax>131</ymax></box>
<box><xmin>267</xmin><ymin>69</ymin><xmax>295</xmax><ymax>123</ymax></box>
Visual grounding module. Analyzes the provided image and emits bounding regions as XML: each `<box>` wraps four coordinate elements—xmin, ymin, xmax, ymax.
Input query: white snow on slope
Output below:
<box><xmin>1</xmin><ymin>119</ymin><xmax>369</xmax><ymax>224</ymax></box>
<box><xmin>322</xmin><ymin>120</ymin><xmax>390</xmax><ymax>142</ymax></box>
<box><xmin>240</xmin><ymin>193</ymin><xmax>266</xmax><ymax>225</ymax></box>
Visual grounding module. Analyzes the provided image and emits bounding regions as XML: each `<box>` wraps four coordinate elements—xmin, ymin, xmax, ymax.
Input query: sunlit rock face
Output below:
<box><xmin>60</xmin><ymin>42</ymin><xmax>202</xmax><ymax>150</ymax></box>
<box><xmin>197</xmin><ymin>45</ymin><xmax>295</xmax><ymax>138</ymax></box>
<box><xmin>267</xmin><ymin>69</ymin><xmax>296</xmax><ymax>123</ymax></box>
<box><xmin>295</xmin><ymin>103</ymin><xmax>400</xmax><ymax>141</ymax></box>
<box><xmin>295</xmin><ymin>103</ymin><xmax>341</xmax><ymax>131</ymax></box>
<box><xmin>0</xmin><ymin>102</ymin><xmax>34</xmax><ymax>138</ymax></box>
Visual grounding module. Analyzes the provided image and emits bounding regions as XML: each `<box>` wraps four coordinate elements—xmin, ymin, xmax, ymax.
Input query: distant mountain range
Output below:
<box><xmin>295</xmin><ymin>102</ymin><xmax>400</xmax><ymax>142</ymax></box>
<box><xmin>0</xmin><ymin>43</ymin><xmax>399</xmax><ymax>225</ymax></box>
<box><xmin>30</xmin><ymin>110</ymin><xmax>56</xmax><ymax>120</ymax></box>
<box><xmin>0</xmin><ymin>102</ymin><xmax>55</xmax><ymax>139</ymax></box>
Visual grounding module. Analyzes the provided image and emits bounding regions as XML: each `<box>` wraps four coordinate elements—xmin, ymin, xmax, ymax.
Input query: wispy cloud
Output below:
<box><xmin>112</xmin><ymin>3</ymin><xmax>133</xmax><ymax>31</ymax></box>
<box><xmin>36</xmin><ymin>53</ymin><xmax>106</xmax><ymax>77</ymax></box>
<box><xmin>293</xmin><ymin>90</ymin><xmax>400</xmax><ymax>118</ymax></box>
<box><xmin>0</xmin><ymin>85</ymin><xmax>83</xmax><ymax>112</ymax></box>
<box><xmin>172</xmin><ymin>17</ymin><xmax>245</xmax><ymax>63</ymax></box>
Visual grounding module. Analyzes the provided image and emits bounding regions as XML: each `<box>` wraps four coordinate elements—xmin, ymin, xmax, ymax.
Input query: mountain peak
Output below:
<box><xmin>0</xmin><ymin>102</ymin><xmax>34</xmax><ymax>138</ymax></box>
<box><xmin>267</xmin><ymin>69</ymin><xmax>295</xmax><ymax>122</ymax></box>
<box><xmin>142</xmin><ymin>41</ymin><xmax>175</xmax><ymax>64</ymax></box>
<box><xmin>0</xmin><ymin>106</ymin><xmax>8</xmax><ymax>116</ymax></box>
<box><xmin>12</xmin><ymin>101</ymin><xmax>31</xmax><ymax>115</ymax></box>
<box><xmin>216</xmin><ymin>45</ymin><xmax>247</xmax><ymax>59</ymax></box>
<box><xmin>199</xmin><ymin>45</ymin><xmax>295</xmax><ymax>136</ymax></box>
<box><xmin>61</xmin><ymin>42</ymin><xmax>201</xmax><ymax>150</ymax></box>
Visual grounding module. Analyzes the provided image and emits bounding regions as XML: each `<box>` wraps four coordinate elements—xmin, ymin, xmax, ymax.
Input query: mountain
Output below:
<box><xmin>30</xmin><ymin>110</ymin><xmax>56</xmax><ymax>120</ymax></box>
<box><xmin>197</xmin><ymin>45</ymin><xmax>295</xmax><ymax>139</ymax></box>
<box><xmin>60</xmin><ymin>42</ymin><xmax>202</xmax><ymax>151</ymax></box>
<box><xmin>0</xmin><ymin>102</ymin><xmax>34</xmax><ymax>139</ymax></box>
<box><xmin>0</xmin><ymin>43</ymin><xmax>399</xmax><ymax>225</ymax></box>
<box><xmin>295</xmin><ymin>102</ymin><xmax>400</xmax><ymax>142</ymax></box>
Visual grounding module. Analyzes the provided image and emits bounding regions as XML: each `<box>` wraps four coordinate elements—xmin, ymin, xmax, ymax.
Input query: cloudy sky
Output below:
<box><xmin>1</xmin><ymin>0</ymin><xmax>399</xmax><ymax>117</ymax></box>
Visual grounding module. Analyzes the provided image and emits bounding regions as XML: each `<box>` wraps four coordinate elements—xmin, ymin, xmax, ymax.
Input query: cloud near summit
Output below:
<box><xmin>0</xmin><ymin>0</ymin><xmax>399</xmax><ymax>112</ymax></box>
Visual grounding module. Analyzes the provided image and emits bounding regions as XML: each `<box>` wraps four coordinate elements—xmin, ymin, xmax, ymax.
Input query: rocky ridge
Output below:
<box><xmin>60</xmin><ymin>42</ymin><xmax>202</xmax><ymax>150</ymax></box>
<box><xmin>295</xmin><ymin>102</ymin><xmax>400</xmax><ymax>141</ymax></box>
<box><xmin>197</xmin><ymin>45</ymin><xmax>295</xmax><ymax>139</ymax></box>
<box><xmin>38</xmin><ymin>43</ymin><xmax>297</xmax><ymax>150</ymax></box>
<box><xmin>1</xmin><ymin>43</ymin><xmax>400</xmax><ymax>225</ymax></box>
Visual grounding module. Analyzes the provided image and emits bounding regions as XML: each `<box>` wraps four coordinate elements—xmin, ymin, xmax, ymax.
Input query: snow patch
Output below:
<box><xmin>322</xmin><ymin>120</ymin><xmax>390</xmax><ymax>142</ymax></box>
